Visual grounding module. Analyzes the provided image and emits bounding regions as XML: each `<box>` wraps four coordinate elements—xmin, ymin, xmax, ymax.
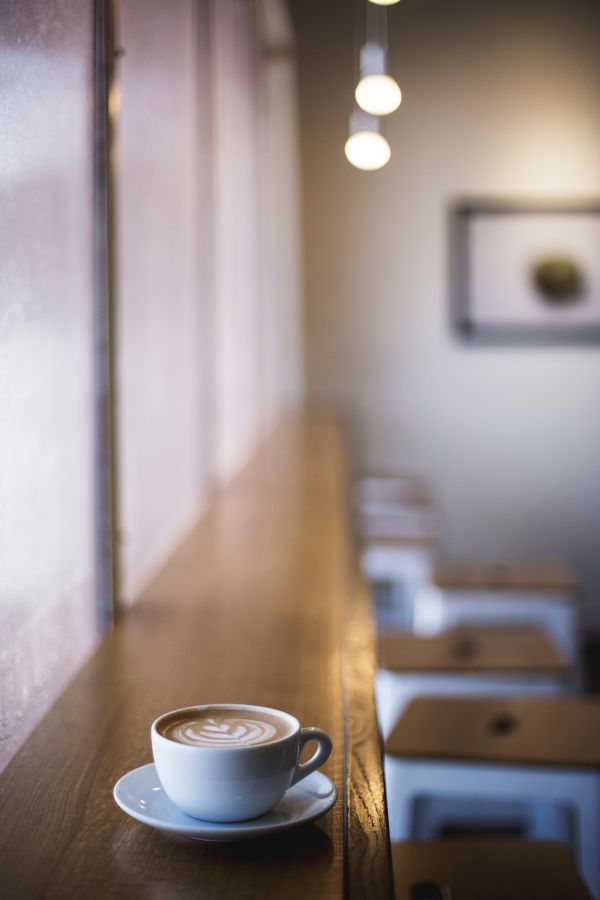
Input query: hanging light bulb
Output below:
<box><xmin>368</xmin><ymin>0</ymin><xmax>402</xmax><ymax>6</ymax></box>
<box><xmin>355</xmin><ymin>43</ymin><xmax>401</xmax><ymax>116</ymax></box>
<box><xmin>345</xmin><ymin>132</ymin><xmax>391</xmax><ymax>170</ymax></box>
<box><xmin>356</xmin><ymin>74</ymin><xmax>401</xmax><ymax>116</ymax></box>
<box><xmin>344</xmin><ymin>109</ymin><xmax>391</xmax><ymax>171</ymax></box>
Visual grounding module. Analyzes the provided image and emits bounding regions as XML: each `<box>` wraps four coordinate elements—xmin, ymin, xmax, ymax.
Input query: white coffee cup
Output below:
<box><xmin>151</xmin><ymin>703</ymin><xmax>333</xmax><ymax>822</ymax></box>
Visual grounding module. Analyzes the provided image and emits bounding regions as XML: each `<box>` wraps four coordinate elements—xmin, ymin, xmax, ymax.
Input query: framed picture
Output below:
<box><xmin>451</xmin><ymin>198</ymin><xmax>600</xmax><ymax>344</ymax></box>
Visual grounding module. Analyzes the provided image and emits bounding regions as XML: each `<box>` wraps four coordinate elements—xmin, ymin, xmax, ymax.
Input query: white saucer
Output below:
<box><xmin>113</xmin><ymin>764</ymin><xmax>337</xmax><ymax>842</ymax></box>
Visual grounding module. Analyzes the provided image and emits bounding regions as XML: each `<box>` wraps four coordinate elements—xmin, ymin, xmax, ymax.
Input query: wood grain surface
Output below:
<box><xmin>391</xmin><ymin>840</ymin><xmax>592</xmax><ymax>900</ymax></box>
<box><xmin>0</xmin><ymin>418</ymin><xmax>392</xmax><ymax>899</ymax></box>
<box><xmin>344</xmin><ymin>580</ymin><xmax>394</xmax><ymax>899</ymax></box>
<box><xmin>386</xmin><ymin>695</ymin><xmax>600</xmax><ymax>769</ymax></box>
<box><xmin>379</xmin><ymin>626</ymin><xmax>569</xmax><ymax>675</ymax></box>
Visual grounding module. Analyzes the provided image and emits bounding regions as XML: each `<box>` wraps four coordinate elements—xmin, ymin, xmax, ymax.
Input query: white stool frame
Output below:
<box><xmin>361</xmin><ymin>544</ymin><xmax>435</xmax><ymax>630</ymax></box>
<box><xmin>385</xmin><ymin>756</ymin><xmax>600</xmax><ymax>899</ymax></box>
<box><xmin>413</xmin><ymin>585</ymin><xmax>580</xmax><ymax>666</ymax></box>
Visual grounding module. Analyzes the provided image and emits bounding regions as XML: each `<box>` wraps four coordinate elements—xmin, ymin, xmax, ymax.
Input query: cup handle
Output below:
<box><xmin>290</xmin><ymin>727</ymin><xmax>332</xmax><ymax>786</ymax></box>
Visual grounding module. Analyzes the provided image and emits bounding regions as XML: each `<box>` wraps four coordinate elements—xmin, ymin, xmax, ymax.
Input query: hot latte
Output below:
<box><xmin>157</xmin><ymin>705</ymin><xmax>294</xmax><ymax>748</ymax></box>
<box><xmin>151</xmin><ymin>703</ymin><xmax>332</xmax><ymax>821</ymax></box>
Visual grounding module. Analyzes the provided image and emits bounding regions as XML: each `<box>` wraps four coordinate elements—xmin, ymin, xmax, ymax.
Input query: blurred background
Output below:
<box><xmin>291</xmin><ymin>0</ymin><xmax>600</xmax><ymax>632</ymax></box>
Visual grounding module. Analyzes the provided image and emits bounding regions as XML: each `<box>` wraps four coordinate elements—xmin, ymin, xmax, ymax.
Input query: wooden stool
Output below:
<box><xmin>355</xmin><ymin>477</ymin><xmax>438</xmax><ymax>630</ymax></box>
<box><xmin>391</xmin><ymin>840</ymin><xmax>592</xmax><ymax>899</ymax></box>
<box><xmin>358</xmin><ymin>509</ymin><xmax>437</xmax><ymax>543</ymax></box>
<box><xmin>353</xmin><ymin>475</ymin><xmax>433</xmax><ymax>512</ymax></box>
<box><xmin>376</xmin><ymin>626</ymin><xmax>570</xmax><ymax>738</ymax></box>
<box><xmin>413</xmin><ymin>562</ymin><xmax>580</xmax><ymax>666</ymax></box>
<box><xmin>362</xmin><ymin>535</ymin><xmax>438</xmax><ymax>630</ymax></box>
<box><xmin>385</xmin><ymin>696</ymin><xmax>600</xmax><ymax>898</ymax></box>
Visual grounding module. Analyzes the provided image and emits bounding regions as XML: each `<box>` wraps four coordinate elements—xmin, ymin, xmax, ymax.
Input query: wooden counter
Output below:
<box><xmin>0</xmin><ymin>419</ymin><xmax>393</xmax><ymax>899</ymax></box>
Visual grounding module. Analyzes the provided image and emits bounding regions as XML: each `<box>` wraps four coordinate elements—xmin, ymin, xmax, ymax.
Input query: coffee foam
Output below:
<box><xmin>158</xmin><ymin>707</ymin><xmax>293</xmax><ymax>748</ymax></box>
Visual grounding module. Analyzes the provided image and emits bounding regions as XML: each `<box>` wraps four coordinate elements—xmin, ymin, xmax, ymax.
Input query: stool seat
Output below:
<box><xmin>359</xmin><ymin>512</ymin><xmax>437</xmax><ymax>543</ymax></box>
<box><xmin>379</xmin><ymin>627</ymin><xmax>569</xmax><ymax>676</ymax></box>
<box><xmin>362</xmin><ymin>532</ymin><xmax>438</xmax><ymax>547</ymax></box>
<box><xmin>433</xmin><ymin>561</ymin><xmax>579</xmax><ymax>595</ymax></box>
<box><xmin>391</xmin><ymin>840</ymin><xmax>592</xmax><ymax>900</ymax></box>
<box><xmin>385</xmin><ymin>696</ymin><xmax>600</xmax><ymax>769</ymax></box>
<box><xmin>353</xmin><ymin>475</ymin><xmax>433</xmax><ymax>509</ymax></box>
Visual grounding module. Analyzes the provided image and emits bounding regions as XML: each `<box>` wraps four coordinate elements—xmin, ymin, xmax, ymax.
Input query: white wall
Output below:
<box><xmin>291</xmin><ymin>0</ymin><xmax>600</xmax><ymax>629</ymax></box>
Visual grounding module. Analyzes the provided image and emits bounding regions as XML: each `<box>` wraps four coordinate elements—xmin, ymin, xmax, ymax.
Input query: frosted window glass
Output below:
<box><xmin>257</xmin><ymin>8</ymin><xmax>304</xmax><ymax>430</ymax></box>
<box><xmin>212</xmin><ymin>0</ymin><xmax>263</xmax><ymax>481</ymax></box>
<box><xmin>116</xmin><ymin>0</ymin><xmax>205</xmax><ymax>602</ymax></box>
<box><xmin>0</xmin><ymin>0</ymin><xmax>97</xmax><ymax>771</ymax></box>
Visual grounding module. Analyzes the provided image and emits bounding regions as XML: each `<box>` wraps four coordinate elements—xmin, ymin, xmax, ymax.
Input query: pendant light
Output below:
<box><xmin>345</xmin><ymin>0</ymin><xmax>400</xmax><ymax>171</ymax></box>
<box><xmin>355</xmin><ymin>42</ymin><xmax>402</xmax><ymax>116</ymax></box>
<box><xmin>368</xmin><ymin>0</ymin><xmax>402</xmax><ymax>6</ymax></box>
<box><xmin>344</xmin><ymin>108</ymin><xmax>391</xmax><ymax>171</ymax></box>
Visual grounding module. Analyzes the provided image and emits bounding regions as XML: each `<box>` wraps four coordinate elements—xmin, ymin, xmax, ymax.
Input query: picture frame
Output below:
<box><xmin>450</xmin><ymin>198</ymin><xmax>600</xmax><ymax>344</ymax></box>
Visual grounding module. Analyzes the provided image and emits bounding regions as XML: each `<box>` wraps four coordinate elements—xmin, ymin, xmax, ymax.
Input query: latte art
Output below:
<box><xmin>171</xmin><ymin>716</ymin><xmax>277</xmax><ymax>747</ymax></box>
<box><xmin>158</xmin><ymin>706</ymin><xmax>294</xmax><ymax>748</ymax></box>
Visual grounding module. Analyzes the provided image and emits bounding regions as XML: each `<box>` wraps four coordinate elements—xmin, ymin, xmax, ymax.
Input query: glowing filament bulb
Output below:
<box><xmin>355</xmin><ymin>74</ymin><xmax>401</xmax><ymax>116</ymax></box>
<box><xmin>344</xmin><ymin>131</ymin><xmax>391</xmax><ymax>170</ymax></box>
<box><xmin>344</xmin><ymin>109</ymin><xmax>391</xmax><ymax>171</ymax></box>
<box><xmin>355</xmin><ymin>42</ymin><xmax>402</xmax><ymax>117</ymax></box>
